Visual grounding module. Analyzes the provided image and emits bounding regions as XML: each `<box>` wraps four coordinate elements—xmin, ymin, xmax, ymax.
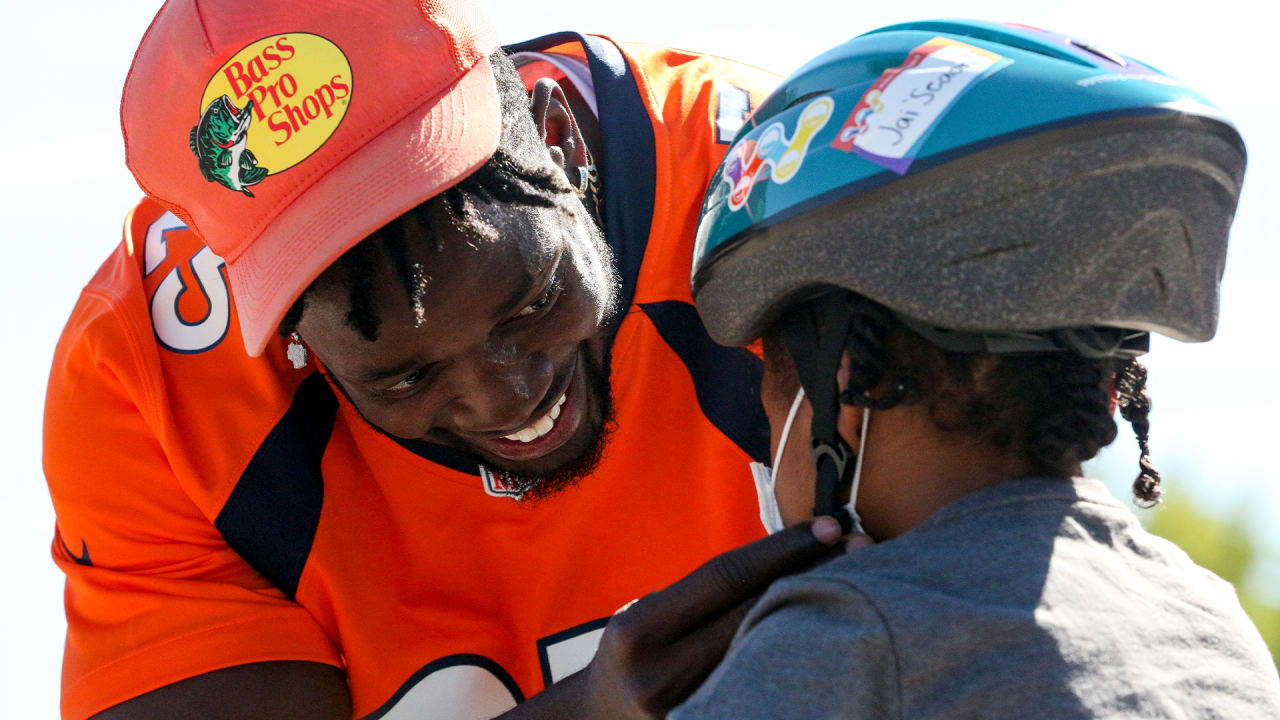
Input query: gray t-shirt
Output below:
<box><xmin>672</xmin><ymin>477</ymin><xmax>1280</xmax><ymax>719</ymax></box>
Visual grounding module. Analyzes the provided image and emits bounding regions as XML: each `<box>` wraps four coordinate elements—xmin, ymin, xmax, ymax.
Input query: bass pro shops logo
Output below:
<box><xmin>191</xmin><ymin>33</ymin><xmax>352</xmax><ymax>196</ymax></box>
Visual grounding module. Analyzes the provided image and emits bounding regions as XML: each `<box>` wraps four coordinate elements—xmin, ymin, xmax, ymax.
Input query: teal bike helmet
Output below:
<box><xmin>691</xmin><ymin>20</ymin><xmax>1246</xmax><ymax>522</ymax></box>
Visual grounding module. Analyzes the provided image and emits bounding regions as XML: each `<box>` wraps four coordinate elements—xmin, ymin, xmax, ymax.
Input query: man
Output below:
<box><xmin>44</xmin><ymin>1</ymin><xmax>849</xmax><ymax>718</ymax></box>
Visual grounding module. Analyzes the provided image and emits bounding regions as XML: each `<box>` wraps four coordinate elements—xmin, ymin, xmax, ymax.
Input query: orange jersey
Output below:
<box><xmin>45</xmin><ymin>34</ymin><xmax>779</xmax><ymax>719</ymax></box>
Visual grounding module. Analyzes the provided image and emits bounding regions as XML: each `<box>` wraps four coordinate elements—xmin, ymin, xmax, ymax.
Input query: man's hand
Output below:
<box><xmin>506</xmin><ymin>516</ymin><xmax>862</xmax><ymax>719</ymax></box>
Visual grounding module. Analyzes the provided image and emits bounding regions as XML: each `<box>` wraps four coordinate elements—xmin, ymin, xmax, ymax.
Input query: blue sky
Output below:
<box><xmin>3</xmin><ymin>0</ymin><xmax>1276</xmax><ymax>715</ymax></box>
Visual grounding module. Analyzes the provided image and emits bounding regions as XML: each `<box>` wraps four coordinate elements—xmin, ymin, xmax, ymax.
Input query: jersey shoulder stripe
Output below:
<box><xmin>640</xmin><ymin>301</ymin><xmax>770</xmax><ymax>462</ymax></box>
<box><xmin>503</xmin><ymin>35</ymin><xmax>778</xmax><ymax>463</ymax></box>
<box><xmin>506</xmin><ymin>33</ymin><xmax>657</xmax><ymax>323</ymax></box>
<box><xmin>214</xmin><ymin>371</ymin><xmax>336</xmax><ymax>598</ymax></box>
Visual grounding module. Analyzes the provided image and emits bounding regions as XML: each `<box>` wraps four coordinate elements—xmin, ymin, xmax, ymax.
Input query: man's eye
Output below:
<box><xmin>515</xmin><ymin>278</ymin><xmax>562</xmax><ymax>319</ymax></box>
<box><xmin>385</xmin><ymin>368</ymin><xmax>426</xmax><ymax>393</ymax></box>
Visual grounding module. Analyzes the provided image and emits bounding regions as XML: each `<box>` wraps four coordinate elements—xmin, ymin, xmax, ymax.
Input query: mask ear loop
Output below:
<box><xmin>772</xmin><ymin>387</ymin><xmax>807</xmax><ymax>471</ymax></box>
<box><xmin>748</xmin><ymin>387</ymin><xmax>809</xmax><ymax>535</ymax></box>
<box><xmin>841</xmin><ymin>406</ymin><xmax>871</xmax><ymax>534</ymax></box>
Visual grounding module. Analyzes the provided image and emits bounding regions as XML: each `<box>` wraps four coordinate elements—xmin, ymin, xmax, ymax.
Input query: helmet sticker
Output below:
<box><xmin>191</xmin><ymin>33</ymin><xmax>352</xmax><ymax>197</ymax></box>
<box><xmin>831</xmin><ymin>37</ymin><xmax>1012</xmax><ymax>175</ymax></box>
<box><xmin>722</xmin><ymin>96</ymin><xmax>835</xmax><ymax>212</ymax></box>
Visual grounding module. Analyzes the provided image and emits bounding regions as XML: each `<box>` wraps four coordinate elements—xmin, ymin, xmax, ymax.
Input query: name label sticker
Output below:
<box><xmin>831</xmin><ymin>37</ymin><xmax>1012</xmax><ymax>175</ymax></box>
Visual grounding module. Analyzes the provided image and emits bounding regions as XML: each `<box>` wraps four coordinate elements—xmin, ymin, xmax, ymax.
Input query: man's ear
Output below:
<box><xmin>530</xmin><ymin>77</ymin><xmax>588</xmax><ymax>192</ymax></box>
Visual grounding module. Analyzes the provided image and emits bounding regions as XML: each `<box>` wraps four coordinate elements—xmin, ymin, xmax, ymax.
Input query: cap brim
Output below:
<box><xmin>230</xmin><ymin>53</ymin><xmax>501</xmax><ymax>356</ymax></box>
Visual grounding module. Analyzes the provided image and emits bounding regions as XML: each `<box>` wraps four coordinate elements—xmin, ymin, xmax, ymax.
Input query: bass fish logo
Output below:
<box><xmin>190</xmin><ymin>96</ymin><xmax>268</xmax><ymax>196</ymax></box>
<box><xmin>192</xmin><ymin>33</ymin><xmax>352</xmax><ymax>197</ymax></box>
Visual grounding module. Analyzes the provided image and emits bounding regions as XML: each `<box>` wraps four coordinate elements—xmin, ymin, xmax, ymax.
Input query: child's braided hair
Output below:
<box><xmin>767</xmin><ymin>293</ymin><xmax>1161</xmax><ymax>504</ymax></box>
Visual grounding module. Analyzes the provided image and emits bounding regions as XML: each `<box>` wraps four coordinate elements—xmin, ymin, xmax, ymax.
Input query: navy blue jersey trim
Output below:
<box><xmin>536</xmin><ymin>616</ymin><xmax>609</xmax><ymax>688</ymax></box>
<box><xmin>361</xmin><ymin>654</ymin><xmax>526</xmax><ymax>719</ymax></box>
<box><xmin>640</xmin><ymin>301</ymin><xmax>770</xmax><ymax>462</ymax></box>
<box><xmin>392</xmin><ymin>436</ymin><xmax>481</xmax><ymax>476</ymax></box>
<box><xmin>58</xmin><ymin>534</ymin><xmax>93</xmax><ymax>566</ymax></box>
<box><xmin>505</xmin><ymin>32</ymin><xmax>657</xmax><ymax>322</ymax></box>
<box><xmin>215</xmin><ymin>371</ymin><xmax>335</xmax><ymax>599</ymax></box>
<box><xmin>503</xmin><ymin>32</ymin><xmax>582</xmax><ymax>56</ymax></box>
<box><xmin>320</xmin><ymin>356</ymin><xmax>480</xmax><ymax>474</ymax></box>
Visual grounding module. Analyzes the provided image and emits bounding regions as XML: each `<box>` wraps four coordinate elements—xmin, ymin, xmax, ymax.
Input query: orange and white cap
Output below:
<box><xmin>122</xmin><ymin>0</ymin><xmax>502</xmax><ymax>355</ymax></box>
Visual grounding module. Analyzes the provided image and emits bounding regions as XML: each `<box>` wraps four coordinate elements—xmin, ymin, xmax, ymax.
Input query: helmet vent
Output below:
<box><xmin>1069</xmin><ymin>38</ymin><xmax>1129</xmax><ymax>67</ymax></box>
<box><xmin>786</xmin><ymin>90</ymin><xmax>835</xmax><ymax>110</ymax></box>
<box><xmin>872</xmin><ymin>20</ymin><xmax>1094</xmax><ymax>68</ymax></box>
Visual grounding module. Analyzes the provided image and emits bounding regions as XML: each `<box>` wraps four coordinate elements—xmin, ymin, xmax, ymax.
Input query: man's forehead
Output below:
<box><xmin>301</xmin><ymin>204</ymin><xmax>566</xmax><ymax>358</ymax></box>
<box><xmin>477</xmin><ymin>198</ymin><xmax>562</xmax><ymax>263</ymax></box>
<box><xmin>321</xmin><ymin>199</ymin><xmax>559</xmax><ymax>289</ymax></box>
<box><xmin>434</xmin><ymin>201</ymin><xmax>561</xmax><ymax>287</ymax></box>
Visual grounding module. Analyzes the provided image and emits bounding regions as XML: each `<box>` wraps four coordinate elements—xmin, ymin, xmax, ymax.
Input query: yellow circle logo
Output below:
<box><xmin>192</xmin><ymin>33</ymin><xmax>351</xmax><ymax>196</ymax></box>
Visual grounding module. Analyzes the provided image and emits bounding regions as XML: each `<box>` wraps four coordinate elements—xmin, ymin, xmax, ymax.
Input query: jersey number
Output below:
<box><xmin>144</xmin><ymin>212</ymin><xmax>231</xmax><ymax>354</ymax></box>
<box><xmin>366</xmin><ymin>619</ymin><xmax>606</xmax><ymax>719</ymax></box>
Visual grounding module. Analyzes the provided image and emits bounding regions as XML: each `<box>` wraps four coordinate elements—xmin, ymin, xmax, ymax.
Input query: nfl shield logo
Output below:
<box><xmin>480</xmin><ymin>466</ymin><xmax>524</xmax><ymax>499</ymax></box>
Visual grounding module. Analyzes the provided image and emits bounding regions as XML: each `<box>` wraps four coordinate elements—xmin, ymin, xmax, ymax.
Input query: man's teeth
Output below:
<box><xmin>504</xmin><ymin>393</ymin><xmax>568</xmax><ymax>443</ymax></box>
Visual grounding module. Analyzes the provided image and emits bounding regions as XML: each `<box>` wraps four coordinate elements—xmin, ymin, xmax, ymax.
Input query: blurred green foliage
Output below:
<box><xmin>1141</xmin><ymin>492</ymin><xmax>1280</xmax><ymax>667</ymax></box>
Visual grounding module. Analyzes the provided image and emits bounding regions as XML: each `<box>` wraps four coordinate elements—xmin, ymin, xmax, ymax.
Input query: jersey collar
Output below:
<box><xmin>504</xmin><ymin>32</ymin><xmax>656</xmax><ymax>327</ymax></box>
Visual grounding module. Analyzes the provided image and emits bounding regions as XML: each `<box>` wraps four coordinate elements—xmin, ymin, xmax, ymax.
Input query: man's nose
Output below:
<box><xmin>447</xmin><ymin>344</ymin><xmax>555</xmax><ymax>434</ymax></box>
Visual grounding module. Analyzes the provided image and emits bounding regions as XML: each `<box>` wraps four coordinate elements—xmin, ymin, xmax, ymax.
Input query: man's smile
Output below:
<box><xmin>463</xmin><ymin>353</ymin><xmax>587</xmax><ymax>462</ymax></box>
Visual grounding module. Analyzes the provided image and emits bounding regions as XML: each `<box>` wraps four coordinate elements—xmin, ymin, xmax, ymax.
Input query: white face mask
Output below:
<box><xmin>748</xmin><ymin>387</ymin><xmax>869</xmax><ymax>535</ymax></box>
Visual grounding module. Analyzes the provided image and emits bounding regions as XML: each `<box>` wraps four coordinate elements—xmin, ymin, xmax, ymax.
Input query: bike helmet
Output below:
<box><xmin>694</xmin><ymin>19</ymin><xmax>1244</xmax><ymax>349</ymax></box>
<box><xmin>692</xmin><ymin>20</ymin><xmax>1246</xmax><ymax>521</ymax></box>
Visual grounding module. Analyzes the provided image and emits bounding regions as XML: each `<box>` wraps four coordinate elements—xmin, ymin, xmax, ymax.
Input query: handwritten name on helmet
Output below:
<box><xmin>194</xmin><ymin>33</ymin><xmax>352</xmax><ymax>194</ymax></box>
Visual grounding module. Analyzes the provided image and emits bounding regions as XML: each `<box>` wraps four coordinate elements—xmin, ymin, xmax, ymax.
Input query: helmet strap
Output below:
<box><xmin>779</xmin><ymin>293</ymin><xmax>857</xmax><ymax>532</ymax></box>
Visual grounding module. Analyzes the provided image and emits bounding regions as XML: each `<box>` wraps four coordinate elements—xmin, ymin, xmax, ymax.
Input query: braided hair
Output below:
<box><xmin>1114</xmin><ymin>361</ymin><xmax>1161</xmax><ymax>506</ymax></box>
<box><xmin>770</xmin><ymin>293</ymin><xmax>1162</xmax><ymax>505</ymax></box>
<box><xmin>278</xmin><ymin>49</ymin><xmax>579</xmax><ymax>341</ymax></box>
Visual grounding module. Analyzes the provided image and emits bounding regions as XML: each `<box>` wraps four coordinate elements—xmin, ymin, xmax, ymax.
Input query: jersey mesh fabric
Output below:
<box><xmin>45</xmin><ymin>34</ymin><xmax>780</xmax><ymax>719</ymax></box>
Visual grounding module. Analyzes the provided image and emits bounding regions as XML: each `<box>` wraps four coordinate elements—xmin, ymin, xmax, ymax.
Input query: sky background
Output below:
<box><xmin>3</xmin><ymin>0</ymin><xmax>1277</xmax><ymax>715</ymax></box>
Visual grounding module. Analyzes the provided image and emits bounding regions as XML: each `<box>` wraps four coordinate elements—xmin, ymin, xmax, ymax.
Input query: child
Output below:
<box><xmin>675</xmin><ymin>20</ymin><xmax>1280</xmax><ymax>719</ymax></box>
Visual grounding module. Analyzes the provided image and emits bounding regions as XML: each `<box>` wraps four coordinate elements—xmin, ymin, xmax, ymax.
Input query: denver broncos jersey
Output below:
<box><xmin>45</xmin><ymin>34</ymin><xmax>779</xmax><ymax>719</ymax></box>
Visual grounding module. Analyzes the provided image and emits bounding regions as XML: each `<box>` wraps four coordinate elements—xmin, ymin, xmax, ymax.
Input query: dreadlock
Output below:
<box><xmin>278</xmin><ymin>49</ymin><xmax>579</xmax><ymax>341</ymax></box>
<box><xmin>768</xmin><ymin>293</ymin><xmax>1162</xmax><ymax>505</ymax></box>
<box><xmin>1115</xmin><ymin>360</ymin><xmax>1161</xmax><ymax>506</ymax></box>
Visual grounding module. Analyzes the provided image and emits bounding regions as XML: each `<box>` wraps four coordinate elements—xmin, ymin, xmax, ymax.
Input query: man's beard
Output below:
<box><xmin>480</xmin><ymin>345</ymin><xmax>617</xmax><ymax>501</ymax></box>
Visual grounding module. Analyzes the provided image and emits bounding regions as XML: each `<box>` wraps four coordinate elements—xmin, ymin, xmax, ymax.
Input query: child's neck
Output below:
<box><xmin>843</xmin><ymin>403</ymin><xmax>1044</xmax><ymax>541</ymax></box>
